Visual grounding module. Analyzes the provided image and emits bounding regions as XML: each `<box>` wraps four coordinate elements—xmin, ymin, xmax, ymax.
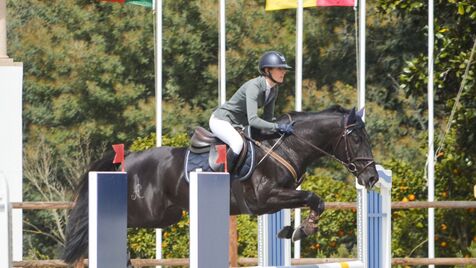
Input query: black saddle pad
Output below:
<box><xmin>184</xmin><ymin>140</ymin><xmax>255</xmax><ymax>183</ymax></box>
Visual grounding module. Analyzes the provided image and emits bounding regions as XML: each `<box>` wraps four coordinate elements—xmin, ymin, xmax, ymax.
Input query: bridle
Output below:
<box><xmin>291</xmin><ymin>114</ymin><xmax>375</xmax><ymax>178</ymax></box>
<box><xmin>251</xmin><ymin>113</ymin><xmax>375</xmax><ymax>182</ymax></box>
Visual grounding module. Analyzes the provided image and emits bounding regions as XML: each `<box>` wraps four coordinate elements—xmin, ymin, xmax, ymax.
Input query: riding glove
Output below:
<box><xmin>276</xmin><ymin>122</ymin><xmax>294</xmax><ymax>135</ymax></box>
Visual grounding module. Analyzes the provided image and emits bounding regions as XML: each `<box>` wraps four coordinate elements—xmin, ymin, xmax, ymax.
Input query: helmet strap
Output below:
<box><xmin>264</xmin><ymin>69</ymin><xmax>281</xmax><ymax>85</ymax></box>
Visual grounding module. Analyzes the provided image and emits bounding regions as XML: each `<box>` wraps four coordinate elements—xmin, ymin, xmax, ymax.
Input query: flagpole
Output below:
<box><xmin>427</xmin><ymin>0</ymin><xmax>435</xmax><ymax>267</ymax></box>
<box><xmin>293</xmin><ymin>0</ymin><xmax>304</xmax><ymax>261</ymax></box>
<box><xmin>295</xmin><ymin>0</ymin><xmax>303</xmax><ymax>113</ymax></box>
<box><xmin>357</xmin><ymin>1</ymin><xmax>368</xmax><ymax>267</ymax></box>
<box><xmin>154</xmin><ymin>0</ymin><xmax>163</xmax><ymax>267</ymax></box>
<box><xmin>358</xmin><ymin>0</ymin><xmax>365</xmax><ymax>116</ymax></box>
<box><xmin>219</xmin><ymin>0</ymin><xmax>226</xmax><ymax>105</ymax></box>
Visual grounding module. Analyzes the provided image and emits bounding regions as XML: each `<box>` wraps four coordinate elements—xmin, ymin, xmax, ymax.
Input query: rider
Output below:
<box><xmin>209</xmin><ymin>51</ymin><xmax>295</xmax><ymax>172</ymax></box>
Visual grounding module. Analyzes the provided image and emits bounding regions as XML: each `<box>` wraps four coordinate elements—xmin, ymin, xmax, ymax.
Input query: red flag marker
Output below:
<box><xmin>215</xmin><ymin>144</ymin><xmax>228</xmax><ymax>172</ymax></box>
<box><xmin>112</xmin><ymin>144</ymin><xmax>125</xmax><ymax>172</ymax></box>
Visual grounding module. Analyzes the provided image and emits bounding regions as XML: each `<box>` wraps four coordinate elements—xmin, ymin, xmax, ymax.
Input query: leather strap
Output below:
<box><xmin>252</xmin><ymin>139</ymin><xmax>299</xmax><ymax>182</ymax></box>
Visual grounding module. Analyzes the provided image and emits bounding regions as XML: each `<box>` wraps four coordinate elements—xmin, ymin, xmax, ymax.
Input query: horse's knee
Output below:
<box><xmin>306</xmin><ymin>192</ymin><xmax>324</xmax><ymax>215</ymax></box>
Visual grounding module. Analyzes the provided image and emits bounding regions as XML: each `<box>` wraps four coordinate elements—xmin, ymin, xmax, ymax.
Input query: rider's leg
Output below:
<box><xmin>209</xmin><ymin>115</ymin><xmax>243</xmax><ymax>171</ymax></box>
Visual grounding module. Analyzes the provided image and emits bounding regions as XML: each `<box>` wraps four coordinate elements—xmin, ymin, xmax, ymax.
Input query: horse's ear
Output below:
<box><xmin>347</xmin><ymin>107</ymin><xmax>356</xmax><ymax>124</ymax></box>
<box><xmin>356</xmin><ymin>107</ymin><xmax>365</xmax><ymax>118</ymax></box>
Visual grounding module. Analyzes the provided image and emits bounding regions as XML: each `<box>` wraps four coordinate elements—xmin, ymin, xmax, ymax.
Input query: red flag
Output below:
<box><xmin>112</xmin><ymin>144</ymin><xmax>125</xmax><ymax>172</ymax></box>
<box><xmin>215</xmin><ymin>144</ymin><xmax>228</xmax><ymax>172</ymax></box>
<box><xmin>317</xmin><ymin>0</ymin><xmax>355</xmax><ymax>6</ymax></box>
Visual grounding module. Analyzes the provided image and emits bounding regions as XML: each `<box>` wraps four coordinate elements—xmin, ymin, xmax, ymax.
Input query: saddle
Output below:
<box><xmin>184</xmin><ymin>127</ymin><xmax>255</xmax><ymax>181</ymax></box>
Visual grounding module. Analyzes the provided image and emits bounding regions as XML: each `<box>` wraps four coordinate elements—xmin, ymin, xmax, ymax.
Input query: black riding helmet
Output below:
<box><xmin>258</xmin><ymin>51</ymin><xmax>292</xmax><ymax>75</ymax></box>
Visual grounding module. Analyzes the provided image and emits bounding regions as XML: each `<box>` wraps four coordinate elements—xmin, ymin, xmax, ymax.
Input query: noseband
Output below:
<box><xmin>289</xmin><ymin>114</ymin><xmax>375</xmax><ymax>178</ymax></box>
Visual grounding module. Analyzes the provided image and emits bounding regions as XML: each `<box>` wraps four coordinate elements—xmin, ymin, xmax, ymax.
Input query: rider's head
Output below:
<box><xmin>258</xmin><ymin>51</ymin><xmax>292</xmax><ymax>85</ymax></box>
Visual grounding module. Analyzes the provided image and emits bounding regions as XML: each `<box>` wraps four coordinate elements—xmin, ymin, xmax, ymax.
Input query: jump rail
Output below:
<box><xmin>12</xmin><ymin>257</ymin><xmax>476</xmax><ymax>267</ymax></box>
<box><xmin>11</xmin><ymin>200</ymin><xmax>476</xmax><ymax>210</ymax></box>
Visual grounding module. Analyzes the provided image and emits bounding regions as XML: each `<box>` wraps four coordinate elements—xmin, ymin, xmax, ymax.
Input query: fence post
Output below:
<box><xmin>376</xmin><ymin>166</ymin><xmax>392</xmax><ymax>268</ymax></box>
<box><xmin>0</xmin><ymin>173</ymin><xmax>12</xmax><ymax>268</ymax></box>
<box><xmin>358</xmin><ymin>165</ymin><xmax>392</xmax><ymax>268</ymax></box>
<box><xmin>356</xmin><ymin>177</ymin><xmax>369</xmax><ymax>268</ymax></box>
<box><xmin>189</xmin><ymin>171</ymin><xmax>230</xmax><ymax>268</ymax></box>
<box><xmin>88</xmin><ymin>172</ymin><xmax>127</xmax><ymax>268</ymax></box>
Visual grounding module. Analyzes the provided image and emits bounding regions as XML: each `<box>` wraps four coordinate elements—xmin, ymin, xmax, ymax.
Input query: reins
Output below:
<box><xmin>246</xmin><ymin>135</ymin><xmax>300</xmax><ymax>182</ymax></box>
<box><xmin>248</xmin><ymin>112</ymin><xmax>375</xmax><ymax>183</ymax></box>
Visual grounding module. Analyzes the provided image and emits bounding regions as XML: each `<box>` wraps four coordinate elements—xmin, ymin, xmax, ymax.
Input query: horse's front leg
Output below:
<box><xmin>260</xmin><ymin>189</ymin><xmax>325</xmax><ymax>242</ymax></box>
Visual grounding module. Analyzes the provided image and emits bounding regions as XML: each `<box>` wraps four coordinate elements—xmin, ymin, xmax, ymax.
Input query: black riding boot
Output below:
<box><xmin>227</xmin><ymin>150</ymin><xmax>240</xmax><ymax>173</ymax></box>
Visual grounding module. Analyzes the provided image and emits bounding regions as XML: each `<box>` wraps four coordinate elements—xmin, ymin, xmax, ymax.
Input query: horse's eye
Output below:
<box><xmin>351</xmin><ymin>133</ymin><xmax>362</xmax><ymax>144</ymax></box>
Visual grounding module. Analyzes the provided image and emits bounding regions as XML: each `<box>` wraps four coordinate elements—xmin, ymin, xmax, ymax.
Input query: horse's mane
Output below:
<box><xmin>319</xmin><ymin>104</ymin><xmax>350</xmax><ymax>114</ymax></box>
<box><xmin>276</xmin><ymin>105</ymin><xmax>350</xmax><ymax>123</ymax></box>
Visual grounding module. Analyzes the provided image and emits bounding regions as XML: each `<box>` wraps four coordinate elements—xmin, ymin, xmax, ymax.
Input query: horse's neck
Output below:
<box><xmin>282</xmin><ymin>115</ymin><xmax>342</xmax><ymax>169</ymax></box>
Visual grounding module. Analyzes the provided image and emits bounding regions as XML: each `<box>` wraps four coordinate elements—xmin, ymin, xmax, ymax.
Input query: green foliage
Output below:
<box><xmin>237</xmin><ymin>215</ymin><xmax>258</xmax><ymax>257</ymax></box>
<box><xmin>127</xmin><ymin>228</ymin><xmax>156</xmax><ymax>258</ymax></box>
<box><xmin>130</xmin><ymin>132</ymin><xmax>190</xmax><ymax>151</ymax></box>
<box><xmin>8</xmin><ymin>0</ymin><xmax>157</xmax><ymax>154</ymax></box>
<box><xmin>456</xmin><ymin>242</ymin><xmax>476</xmax><ymax>268</ymax></box>
<box><xmin>382</xmin><ymin>142</ymin><xmax>476</xmax><ymax>261</ymax></box>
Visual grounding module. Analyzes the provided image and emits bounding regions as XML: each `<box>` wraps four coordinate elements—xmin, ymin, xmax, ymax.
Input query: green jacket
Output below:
<box><xmin>213</xmin><ymin>76</ymin><xmax>278</xmax><ymax>131</ymax></box>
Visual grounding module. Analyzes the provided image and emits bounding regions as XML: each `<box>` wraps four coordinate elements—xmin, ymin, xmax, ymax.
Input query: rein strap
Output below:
<box><xmin>249</xmin><ymin>138</ymin><xmax>299</xmax><ymax>182</ymax></box>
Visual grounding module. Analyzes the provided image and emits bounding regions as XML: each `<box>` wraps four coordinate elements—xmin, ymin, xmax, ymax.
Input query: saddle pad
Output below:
<box><xmin>234</xmin><ymin>141</ymin><xmax>255</xmax><ymax>181</ymax></box>
<box><xmin>184</xmin><ymin>140</ymin><xmax>255</xmax><ymax>183</ymax></box>
<box><xmin>184</xmin><ymin>150</ymin><xmax>214</xmax><ymax>183</ymax></box>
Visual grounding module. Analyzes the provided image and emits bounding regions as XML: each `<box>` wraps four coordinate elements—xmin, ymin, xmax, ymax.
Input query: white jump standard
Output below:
<box><xmin>88</xmin><ymin>172</ymin><xmax>128</xmax><ymax>268</ymax></box>
<box><xmin>189</xmin><ymin>171</ymin><xmax>230</xmax><ymax>268</ymax></box>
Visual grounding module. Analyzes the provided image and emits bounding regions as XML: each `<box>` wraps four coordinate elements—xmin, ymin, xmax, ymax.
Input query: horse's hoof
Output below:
<box><xmin>277</xmin><ymin>225</ymin><xmax>294</xmax><ymax>239</ymax></box>
<box><xmin>291</xmin><ymin>227</ymin><xmax>307</xmax><ymax>242</ymax></box>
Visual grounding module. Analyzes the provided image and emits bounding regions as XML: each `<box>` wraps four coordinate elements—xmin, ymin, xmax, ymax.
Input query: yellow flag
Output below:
<box><xmin>266</xmin><ymin>0</ymin><xmax>317</xmax><ymax>11</ymax></box>
<box><xmin>266</xmin><ymin>0</ymin><xmax>355</xmax><ymax>11</ymax></box>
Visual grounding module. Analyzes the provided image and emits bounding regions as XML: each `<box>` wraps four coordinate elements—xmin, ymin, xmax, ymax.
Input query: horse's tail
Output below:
<box><xmin>62</xmin><ymin>150</ymin><xmax>118</xmax><ymax>264</ymax></box>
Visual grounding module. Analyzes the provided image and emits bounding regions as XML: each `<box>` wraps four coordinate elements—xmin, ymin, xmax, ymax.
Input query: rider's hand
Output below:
<box><xmin>276</xmin><ymin>122</ymin><xmax>294</xmax><ymax>135</ymax></box>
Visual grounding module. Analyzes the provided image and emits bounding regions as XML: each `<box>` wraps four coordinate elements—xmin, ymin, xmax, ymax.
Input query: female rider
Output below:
<box><xmin>209</xmin><ymin>51</ymin><xmax>295</xmax><ymax>172</ymax></box>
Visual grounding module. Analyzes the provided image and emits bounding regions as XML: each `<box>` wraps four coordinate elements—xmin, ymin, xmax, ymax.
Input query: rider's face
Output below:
<box><xmin>268</xmin><ymin>67</ymin><xmax>288</xmax><ymax>84</ymax></box>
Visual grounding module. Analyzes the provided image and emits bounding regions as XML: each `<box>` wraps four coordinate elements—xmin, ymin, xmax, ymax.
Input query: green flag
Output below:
<box><xmin>100</xmin><ymin>0</ymin><xmax>153</xmax><ymax>8</ymax></box>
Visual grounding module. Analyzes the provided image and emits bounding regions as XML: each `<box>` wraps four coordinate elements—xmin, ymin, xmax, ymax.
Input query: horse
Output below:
<box><xmin>62</xmin><ymin>105</ymin><xmax>379</xmax><ymax>264</ymax></box>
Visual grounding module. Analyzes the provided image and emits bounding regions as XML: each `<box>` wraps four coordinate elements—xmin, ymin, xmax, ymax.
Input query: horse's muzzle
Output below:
<box><xmin>356</xmin><ymin>165</ymin><xmax>379</xmax><ymax>189</ymax></box>
<box><xmin>367</xmin><ymin>175</ymin><xmax>378</xmax><ymax>189</ymax></box>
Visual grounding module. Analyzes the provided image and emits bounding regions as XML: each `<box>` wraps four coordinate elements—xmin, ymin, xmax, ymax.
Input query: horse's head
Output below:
<box><xmin>333</xmin><ymin>107</ymin><xmax>378</xmax><ymax>189</ymax></box>
<box><xmin>272</xmin><ymin>106</ymin><xmax>378</xmax><ymax>189</ymax></box>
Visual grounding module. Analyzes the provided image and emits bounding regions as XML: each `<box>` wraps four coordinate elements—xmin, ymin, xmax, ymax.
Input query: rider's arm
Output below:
<box><xmin>246</xmin><ymin>86</ymin><xmax>277</xmax><ymax>132</ymax></box>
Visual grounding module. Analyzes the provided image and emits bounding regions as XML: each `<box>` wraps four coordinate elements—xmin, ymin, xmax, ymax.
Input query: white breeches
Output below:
<box><xmin>209</xmin><ymin>114</ymin><xmax>243</xmax><ymax>154</ymax></box>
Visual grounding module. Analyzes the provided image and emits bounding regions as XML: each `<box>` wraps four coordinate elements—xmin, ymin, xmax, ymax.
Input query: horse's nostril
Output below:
<box><xmin>370</xmin><ymin>176</ymin><xmax>378</xmax><ymax>187</ymax></box>
<box><xmin>364</xmin><ymin>176</ymin><xmax>377</xmax><ymax>189</ymax></box>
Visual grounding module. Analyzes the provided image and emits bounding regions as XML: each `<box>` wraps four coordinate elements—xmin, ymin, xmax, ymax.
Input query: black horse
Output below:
<box><xmin>62</xmin><ymin>105</ymin><xmax>378</xmax><ymax>264</ymax></box>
